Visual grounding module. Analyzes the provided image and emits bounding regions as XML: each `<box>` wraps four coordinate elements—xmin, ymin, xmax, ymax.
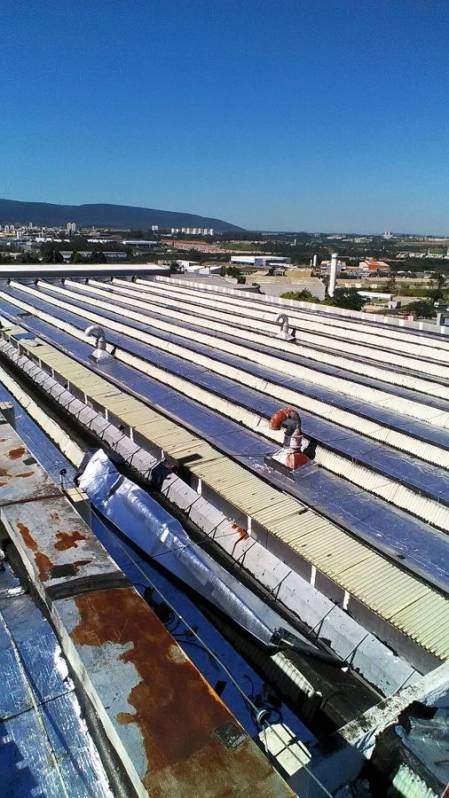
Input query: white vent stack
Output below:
<box><xmin>312</xmin><ymin>254</ymin><xmax>318</xmax><ymax>268</ymax></box>
<box><xmin>85</xmin><ymin>325</ymin><xmax>113</xmax><ymax>363</ymax></box>
<box><xmin>328</xmin><ymin>252</ymin><xmax>338</xmax><ymax>297</ymax></box>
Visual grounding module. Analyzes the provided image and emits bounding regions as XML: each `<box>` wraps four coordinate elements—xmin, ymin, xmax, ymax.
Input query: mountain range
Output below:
<box><xmin>0</xmin><ymin>198</ymin><xmax>243</xmax><ymax>232</ymax></box>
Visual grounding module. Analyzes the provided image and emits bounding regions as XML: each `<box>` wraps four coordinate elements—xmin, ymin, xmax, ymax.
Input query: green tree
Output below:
<box><xmin>224</xmin><ymin>265</ymin><xmax>242</xmax><ymax>278</ymax></box>
<box><xmin>433</xmin><ymin>271</ymin><xmax>446</xmax><ymax>290</ymax></box>
<box><xmin>43</xmin><ymin>248</ymin><xmax>63</xmax><ymax>264</ymax></box>
<box><xmin>20</xmin><ymin>252</ymin><xmax>40</xmax><ymax>264</ymax></box>
<box><xmin>386</xmin><ymin>277</ymin><xmax>397</xmax><ymax>293</ymax></box>
<box><xmin>324</xmin><ymin>288</ymin><xmax>366</xmax><ymax>311</ymax></box>
<box><xmin>90</xmin><ymin>250</ymin><xmax>106</xmax><ymax>263</ymax></box>
<box><xmin>409</xmin><ymin>300</ymin><xmax>436</xmax><ymax>319</ymax></box>
<box><xmin>280</xmin><ymin>289</ymin><xmax>316</xmax><ymax>302</ymax></box>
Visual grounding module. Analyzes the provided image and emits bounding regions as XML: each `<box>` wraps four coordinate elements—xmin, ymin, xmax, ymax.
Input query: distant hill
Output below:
<box><xmin>0</xmin><ymin>198</ymin><xmax>243</xmax><ymax>232</ymax></box>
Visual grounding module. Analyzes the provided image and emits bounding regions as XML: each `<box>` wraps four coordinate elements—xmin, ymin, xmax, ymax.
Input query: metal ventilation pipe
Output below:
<box><xmin>268</xmin><ymin>406</ymin><xmax>310</xmax><ymax>470</ymax></box>
<box><xmin>85</xmin><ymin>325</ymin><xmax>113</xmax><ymax>363</ymax></box>
<box><xmin>328</xmin><ymin>252</ymin><xmax>338</xmax><ymax>297</ymax></box>
<box><xmin>275</xmin><ymin>313</ymin><xmax>296</xmax><ymax>342</ymax></box>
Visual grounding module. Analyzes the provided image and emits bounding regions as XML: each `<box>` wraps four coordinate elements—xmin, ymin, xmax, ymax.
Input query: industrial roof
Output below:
<box><xmin>0</xmin><ymin>263</ymin><xmax>169</xmax><ymax>279</ymax></box>
<box><xmin>0</xmin><ymin>273</ymin><xmax>448</xmax><ymax>671</ymax></box>
<box><xmin>0</xmin><ymin>401</ymin><xmax>296</xmax><ymax>797</ymax></box>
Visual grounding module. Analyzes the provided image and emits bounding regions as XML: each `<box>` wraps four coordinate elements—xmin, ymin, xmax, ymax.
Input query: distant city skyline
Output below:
<box><xmin>2</xmin><ymin>0</ymin><xmax>449</xmax><ymax>234</ymax></box>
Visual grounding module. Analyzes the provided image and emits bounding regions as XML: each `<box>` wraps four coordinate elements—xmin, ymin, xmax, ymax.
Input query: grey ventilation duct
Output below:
<box><xmin>276</xmin><ymin>313</ymin><xmax>296</xmax><ymax>342</ymax></box>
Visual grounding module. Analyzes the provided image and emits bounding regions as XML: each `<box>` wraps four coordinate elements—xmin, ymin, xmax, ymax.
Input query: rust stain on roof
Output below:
<box><xmin>71</xmin><ymin>587</ymin><xmax>279</xmax><ymax>795</ymax></box>
<box><xmin>55</xmin><ymin>530</ymin><xmax>87</xmax><ymax>551</ymax></box>
<box><xmin>16</xmin><ymin>521</ymin><xmax>53</xmax><ymax>581</ymax></box>
<box><xmin>9</xmin><ymin>446</ymin><xmax>26</xmax><ymax>460</ymax></box>
<box><xmin>0</xmin><ymin>466</ymin><xmax>34</xmax><ymax>480</ymax></box>
<box><xmin>231</xmin><ymin>522</ymin><xmax>249</xmax><ymax>541</ymax></box>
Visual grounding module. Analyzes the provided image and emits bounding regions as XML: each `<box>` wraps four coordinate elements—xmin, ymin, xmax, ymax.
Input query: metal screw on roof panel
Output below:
<box><xmin>276</xmin><ymin>313</ymin><xmax>296</xmax><ymax>342</ymax></box>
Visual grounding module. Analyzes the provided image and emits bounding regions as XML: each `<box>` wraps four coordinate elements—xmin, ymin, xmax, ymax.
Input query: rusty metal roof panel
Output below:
<box><xmin>0</xmin><ymin>425</ymin><xmax>61</xmax><ymax>505</ymax></box>
<box><xmin>2</xmin><ymin>494</ymin><xmax>125</xmax><ymax>595</ymax></box>
<box><xmin>0</xmin><ymin>423</ymin><xmax>125</xmax><ymax>598</ymax></box>
<box><xmin>54</xmin><ymin>586</ymin><xmax>295</xmax><ymax>798</ymax></box>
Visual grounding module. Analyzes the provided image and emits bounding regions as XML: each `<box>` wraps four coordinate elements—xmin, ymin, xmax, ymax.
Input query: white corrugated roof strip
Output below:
<box><xmin>110</xmin><ymin>277</ymin><xmax>449</xmax><ymax>367</ymax></box>
<box><xmin>17</xmin><ymin>279</ymin><xmax>449</xmax><ymax>412</ymax></box>
<box><xmin>61</xmin><ymin>278</ymin><xmax>449</xmax><ymax>393</ymax></box>
<box><xmin>131</xmin><ymin>276</ymin><xmax>449</xmax><ymax>356</ymax></box>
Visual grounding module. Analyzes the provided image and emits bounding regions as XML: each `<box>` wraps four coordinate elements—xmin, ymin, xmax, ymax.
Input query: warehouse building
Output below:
<box><xmin>230</xmin><ymin>255</ymin><xmax>291</xmax><ymax>267</ymax></box>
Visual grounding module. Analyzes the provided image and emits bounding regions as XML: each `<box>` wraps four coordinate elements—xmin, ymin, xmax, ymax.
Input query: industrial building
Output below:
<box><xmin>359</xmin><ymin>258</ymin><xmax>390</xmax><ymax>274</ymax></box>
<box><xmin>230</xmin><ymin>255</ymin><xmax>291</xmax><ymax>268</ymax></box>
<box><xmin>0</xmin><ymin>268</ymin><xmax>448</xmax><ymax>796</ymax></box>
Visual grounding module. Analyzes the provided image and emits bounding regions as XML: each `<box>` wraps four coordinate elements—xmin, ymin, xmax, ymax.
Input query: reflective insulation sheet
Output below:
<box><xmin>78</xmin><ymin>449</ymin><xmax>327</xmax><ymax>659</ymax></box>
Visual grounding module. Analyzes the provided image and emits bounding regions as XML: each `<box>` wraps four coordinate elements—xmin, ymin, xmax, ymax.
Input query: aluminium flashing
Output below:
<box><xmin>41</xmin><ymin>316</ymin><xmax>449</xmax><ymax>528</ymax></box>
<box><xmin>76</xmin><ymin>278</ymin><xmax>449</xmax><ymax>378</ymax></box>
<box><xmin>5</xmin><ymin>282</ymin><xmax>449</xmax><ymax>435</ymax></box>
<box><xmin>77</xmin><ymin>449</ymin><xmax>329</xmax><ymax>660</ymax></box>
<box><xmin>29</xmin><ymin>278</ymin><xmax>449</xmax><ymax>417</ymax></box>
<box><xmin>25</xmin><ymin>282</ymin><xmax>449</xmax><ymax>416</ymax></box>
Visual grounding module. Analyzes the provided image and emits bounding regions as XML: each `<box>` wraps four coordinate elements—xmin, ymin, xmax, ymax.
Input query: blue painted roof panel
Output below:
<box><xmin>2</xmin><ymin>303</ymin><xmax>449</xmax><ymax>594</ymax></box>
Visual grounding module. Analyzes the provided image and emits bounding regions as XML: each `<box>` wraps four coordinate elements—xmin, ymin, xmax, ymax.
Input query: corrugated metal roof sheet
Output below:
<box><xmin>9</xmin><ymin>330</ymin><xmax>449</xmax><ymax>663</ymax></box>
<box><xmin>126</xmin><ymin>276</ymin><xmax>449</xmax><ymax>360</ymax></box>
<box><xmin>58</xmin><ymin>278</ymin><xmax>449</xmax><ymax>396</ymax></box>
<box><xmin>78</xmin><ymin>278</ymin><xmax>449</xmax><ymax>379</ymax></box>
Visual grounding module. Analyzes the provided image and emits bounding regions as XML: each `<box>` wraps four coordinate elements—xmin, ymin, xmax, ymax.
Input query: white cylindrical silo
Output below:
<box><xmin>328</xmin><ymin>252</ymin><xmax>338</xmax><ymax>297</ymax></box>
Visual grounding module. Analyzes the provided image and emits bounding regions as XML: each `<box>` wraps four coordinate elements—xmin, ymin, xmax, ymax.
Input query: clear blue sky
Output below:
<box><xmin>1</xmin><ymin>0</ymin><xmax>448</xmax><ymax>233</ymax></box>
